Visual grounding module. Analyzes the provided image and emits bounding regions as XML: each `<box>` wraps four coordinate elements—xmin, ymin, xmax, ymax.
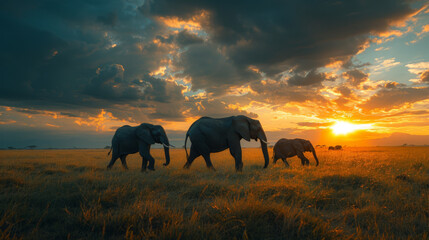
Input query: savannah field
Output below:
<box><xmin>0</xmin><ymin>147</ymin><xmax>428</xmax><ymax>240</ymax></box>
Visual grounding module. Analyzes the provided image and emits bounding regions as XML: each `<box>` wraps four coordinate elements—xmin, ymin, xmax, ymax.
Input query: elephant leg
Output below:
<box><xmin>141</xmin><ymin>157</ymin><xmax>148</xmax><ymax>172</ymax></box>
<box><xmin>202</xmin><ymin>153</ymin><xmax>215</xmax><ymax>171</ymax></box>
<box><xmin>120</xmin><ymin>155</ymin><xmax>129</xmax><ymax>170</ymax></box>
<box><xmin>184</xmin><ymin>147</ymin><xmax>200</xmax><ymax>169</ymax></box>
<box><xmin>147</xmin><ymin>155</ymin><xmax>155</xmax><ymax>170</ymax></box>
<box><xmin>282</xmin><ymin>158</ymin><xmax>290</xmax><ymax>167</ymax></box>
<box><xmin>273</xmin><ymin>156</ymin><xmax>280</xmax><ymax>164</ymax></box>
<box><xmin>107</xmin><ymin>154</ymin><xmax>119</xmax><ymax>169</ymax></box>
<box><xmin>297</xmin><ymin>152</ymin><xmax>310</xmax><ymax>166</ymax></box>
<box><xmin>229</xmin><ymin>145</ymin><xmax>243</xmax><ymax>172</ymax></box>
<box><xmin>139</xmin><ymin>143</ymin><xmax>155</xmax><ymax>171</ymax></box>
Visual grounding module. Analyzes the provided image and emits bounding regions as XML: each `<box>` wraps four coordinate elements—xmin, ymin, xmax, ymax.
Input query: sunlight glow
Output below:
<box><xmin>330</xmin><ymin>121</ymin><xmax>372</xmax><ymax>135</ymax></box>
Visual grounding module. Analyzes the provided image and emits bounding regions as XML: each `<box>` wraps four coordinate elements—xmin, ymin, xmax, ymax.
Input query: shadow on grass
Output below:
<box><xmin>315</xmin><ymin>174</ymin><xmax>386</xmax><ymax>191</ymax></box>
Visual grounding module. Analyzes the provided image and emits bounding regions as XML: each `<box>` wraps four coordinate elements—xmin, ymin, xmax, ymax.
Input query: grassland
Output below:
<box><xmin>0</xmin><ymin>147</ymin><xmax>428</xmax><ymax>239</ymax></box>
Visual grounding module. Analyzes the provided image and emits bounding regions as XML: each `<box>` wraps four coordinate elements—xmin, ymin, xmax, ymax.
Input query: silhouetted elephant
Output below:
<box><xmin>273</xmin><ymin>138</ymin><xmax>319</xmax><ymax>167</ymax></box>
<box><xmin>328</xmin><ymin>146</ymin><xmax>335</xmax><ymax>150</ymax></box>
<box><xmin>335</xmin><ymin>145</ymin><xmax>343</xmax><ymax>150</ymax></box>
<box><xmin>107</xmin><ymin>124</ymin><xmax>174</xmax><ymax>171</ymax></box>
<box><xmin>183</xmin><ymin>115</ymin><xmax>269</xmax><ymax>172</ymax></box>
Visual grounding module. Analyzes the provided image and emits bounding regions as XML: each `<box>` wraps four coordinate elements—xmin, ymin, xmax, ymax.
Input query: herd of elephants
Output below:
<box><xmin>107</xmin><ymin>115</ymin><xmax>319</xmax><ymax>172</ymax></box>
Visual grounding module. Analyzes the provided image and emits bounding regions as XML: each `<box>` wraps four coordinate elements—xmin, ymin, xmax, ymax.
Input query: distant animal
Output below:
<box><xmin>328</xmin><ymin>145</ymin><xmax>343</xmax><ymax>150</ymax></box>
<box><xmin>107</xmin><ymin>124</ymin><xmax>174</xmax><ymax>171</ymax></box>
<box><xmin>183</xmin><ymin>115</ymin><xmax>269</xmax><ymax>172</ymax></box>
<box><xmin>273</xmin><ymin>138</ymin><xmax>319</xmax><ymax>167</ymax></box>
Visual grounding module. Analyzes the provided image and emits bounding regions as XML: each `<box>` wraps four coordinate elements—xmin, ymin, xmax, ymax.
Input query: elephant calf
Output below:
<box><xmin>273</xmin><ymin>138</ymin><xmax>319</xmax><ymax>167</ymax></box>
<box><xmin>107</xmin><ymin>123</ymin><xmax>173</xmax><ymax>171</ymax></box>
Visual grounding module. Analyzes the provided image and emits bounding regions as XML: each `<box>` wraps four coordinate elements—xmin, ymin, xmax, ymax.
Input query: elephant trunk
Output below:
<box><xmin>163</xmin><ymin>145</ymin><xmax>170</xmax><ymax>166</ymax></box>
<box><xmin>257</xmin><ymin>131</ymin><xmax>269</xmax><ymax>168</ymax></box>
<box><xmin>310</xmin><ymin>145</ymin><xmax>319</xmax><ymax>166</ymax></box>
<box><xmin>160</xmin><ymin>136</ymin><xmax>170</xmax><ymax>166</ymax></box>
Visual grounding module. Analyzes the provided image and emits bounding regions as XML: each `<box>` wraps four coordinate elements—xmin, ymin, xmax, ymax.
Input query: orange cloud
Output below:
<box><xmin>157</xmin><ymin>11</ymin><xmax>208</xmax><ymax>32</ymax></box>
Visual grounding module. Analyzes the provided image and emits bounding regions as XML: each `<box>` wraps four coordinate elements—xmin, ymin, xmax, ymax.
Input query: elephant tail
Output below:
<box><xmin>184</xmin><ymin>133</ymin><xmax>189</xmax><ymax>161</ymax></box>
<box><xmin>107</xmin><ymin>146</ymin><xmax>112</xmax><ymax>156</ymax></box>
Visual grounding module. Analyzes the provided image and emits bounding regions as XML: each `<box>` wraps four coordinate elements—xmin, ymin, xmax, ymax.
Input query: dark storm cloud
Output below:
<box><xmin>186</xmin><ymin>98</ymin><xmax>258</xmax><ymax>118</ymax></box>
<box><xmin>175</xmin><ymin>43</ymin><xmax>259</xmax><ymax>95</ymax></box>
<box><xmin>97</xmin><ymin>12</ymin><xmax>118</xmax><ymax>26</ymax></box>
<box><xmin>0</xmin><ymin>0</ymin><xmax>422</xmax><ymax>125</ymax></box>
<box><xmin>0</xmin><ymin>0</ymin><xmax>188</xmax><ymax>120</ymax></box>
<box><xmin>250</xmin><ymin>80</ymin><xmax>328</xmax><ymax>105</ymax></box>
<box><xmin>144</xmin><ymin>0</ymin><xmax>415</xmax><ymax>77</ymax></box>
<box><xmin>288</xmin><ymin>70</ymin><xmax>335</xmax><ymax>86</ymax></box>
<box><xmin>176</xmin><ymin>30</ymin><xmax>205</xmax><ymax>46</ymax></box>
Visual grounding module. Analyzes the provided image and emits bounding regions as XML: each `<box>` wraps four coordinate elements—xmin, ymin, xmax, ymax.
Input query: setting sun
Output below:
<box><xmin>330</xmin><ymin>121</ymin><xmax>373</xmax><ymax>135</ymax></box>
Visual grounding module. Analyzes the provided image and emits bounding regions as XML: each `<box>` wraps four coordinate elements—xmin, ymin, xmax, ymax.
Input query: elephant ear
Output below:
<box><xmin>233</xmin><ymin>116</ymin><xmax>251</xmax><ymax>141</ymax></box>
<box><xmin>135</xmin><ymin>124</ymin><xmax>155</xmax><ymax>145</ymax></box>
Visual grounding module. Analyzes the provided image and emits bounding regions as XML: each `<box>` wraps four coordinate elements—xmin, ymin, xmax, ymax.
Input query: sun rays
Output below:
<box><xmin>330</xmin><ymin>121</ymin><xmax>373</xmax><ymax>135</ymax></box>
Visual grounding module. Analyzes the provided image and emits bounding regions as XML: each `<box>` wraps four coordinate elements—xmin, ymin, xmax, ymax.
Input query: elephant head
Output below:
<box><xmin>233</xmin><ymin>115</ymin><xmax>270</xmax><ymax>168</ymax></box>
<box><xmin>300</xmin><ymin>139</ymin><xmax>319</xmax><ymax>166</ymax></box>
<box><xmin>136</xmin><ymin>124</ymin><xmax>172</xmax><ymax>166</ymax></box>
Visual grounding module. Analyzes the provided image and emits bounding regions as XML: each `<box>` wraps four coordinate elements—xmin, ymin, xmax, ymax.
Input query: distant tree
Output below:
<box><xmin>104</xmin><ymin>145</ymin><xmax>111</xmax><ymax>149</ymax></box>
<box><xmin>27</xmin><ymin>145</ymin><xmax>37</xmax><ymax>150</ymax></box>
<box><xmin>8</xmin><ymin>146</ymin><xmax>16</xmax><ymax>150</ymax></box>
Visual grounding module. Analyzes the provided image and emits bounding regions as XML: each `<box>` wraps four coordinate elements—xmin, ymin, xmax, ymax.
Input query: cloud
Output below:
<box><xmin>405</xmin><ymin>61</ymin><xmax>429</xmax><ymax>74</ymax></box>
<box><xmin>343</xmin><ymin>69</ymin><xmax>369</xmax><ymax>87</ymax></box>
<box><xmin>175</xmin><ymin>30</ymin><xmax>205</xmax><ymax>46</ymax></box>
<box><xmin>145</xmin><ymin>0</ymin><xmax>417</xmax><ymax>76</ymax></box>
<box><xmin>371</xmin><ymin>57</ymin><xmax>401</xmax><ymax>73</ymax></box>
<box><xmin>287</xmin><ymin>70</ymin><xmax>335</xmax><ymax>86</ymax></box>
<box><xmin>249</xmin><ymin>79</ymin><xmax>329</xmax><ymax>107</ymax></box>
<box><xmin>420</xmin><ymin>70</ymin><xmax>429</xmax><ymax>83</ymax></box>
<box><xmin>0</xmin><ymin>0</ymin><xmax>189</xmax><ymax>121</ymax></box>
<box><xmin>97</xmin><ymin>12</ymin><xmax>118</xmax><ymax>26</ymax></box>
<box><xmin>361</xmin><ymin>86</ymin><xmax>429</xmax><ymax>111</ymax></box>
<box><xmin>186</xmin><ymin>97</ymin><xmax>258</xmax><ymax>118</ymax></box>
<box><xmin>296</xmin><ymin>122</ymin><xmax>333</xmax><ymax>128</ymax></box>
<box><xmin>175</xmin><ymin>43</ymin><xmax>259</xmax><ymax>95</ymax></box>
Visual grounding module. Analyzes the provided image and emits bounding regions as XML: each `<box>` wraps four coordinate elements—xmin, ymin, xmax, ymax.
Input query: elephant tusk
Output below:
<box><xmin>260</xmin><ymin>138</ymin><xmax>268</xmax><ymax>144</ymax></box>
<box><xmin>162</xmin><ymin>143</ymin><xmax>176</xmax><ymax>148</ymax></box>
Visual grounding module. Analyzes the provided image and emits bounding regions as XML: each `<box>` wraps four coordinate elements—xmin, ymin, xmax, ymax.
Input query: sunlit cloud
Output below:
<box><xmin>371</xmin><ymin>57</ymin><xmax>401</xmax><ymax>73</ymax></box>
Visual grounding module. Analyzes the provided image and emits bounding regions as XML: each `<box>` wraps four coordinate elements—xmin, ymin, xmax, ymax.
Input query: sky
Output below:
<box><xmin>1</xmin><ymin>0</ymin><xmax>429</xmax><ymax>148</ymax></box>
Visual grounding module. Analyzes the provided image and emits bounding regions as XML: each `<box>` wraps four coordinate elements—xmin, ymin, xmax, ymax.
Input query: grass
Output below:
<box><xmin>0</xmin><ymin>147</ymin><xmax>428</xmax><ymax>239</ymax></box>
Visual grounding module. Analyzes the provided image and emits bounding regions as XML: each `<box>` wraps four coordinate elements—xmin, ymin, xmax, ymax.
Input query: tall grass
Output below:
<box><xmin>0</xmin><ymin>147</ymin><xmax>428</xmax><ymax>239</ymax></box>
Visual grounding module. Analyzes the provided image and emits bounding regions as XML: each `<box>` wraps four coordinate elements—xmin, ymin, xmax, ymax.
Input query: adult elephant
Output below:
<box><xmin>183</xmin><ymin>115</ymin><xmax>269</xmax><ymax>172</ymax></box>
<box><xmin>107</xmin><ymin>124</ymin><xmax>174</xmax><ymax>171</ymax></box>
<box><xmin>273</xmin><ymin>138</ymin><xmax>319</xmax><ymax>167</ymax></box>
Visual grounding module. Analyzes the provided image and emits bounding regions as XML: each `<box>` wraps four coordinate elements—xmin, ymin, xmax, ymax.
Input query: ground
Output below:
<box><xmin>0</xmin><ymin>147</ymin><xmax>428</xmax><ymax>239</ymax></box>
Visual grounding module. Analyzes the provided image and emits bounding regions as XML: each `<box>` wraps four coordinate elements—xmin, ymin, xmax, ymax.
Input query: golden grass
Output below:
<box><xmin>0</xmin><ymin>147</ymin><xmax>428</xmax><ymax>239</ymax></box>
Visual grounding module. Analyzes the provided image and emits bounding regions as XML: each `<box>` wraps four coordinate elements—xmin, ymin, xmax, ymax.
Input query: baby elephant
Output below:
<box><xmin>273</xmin><ymin>138</ymin><xmax>319</xmax><ymax>167</ymax></box>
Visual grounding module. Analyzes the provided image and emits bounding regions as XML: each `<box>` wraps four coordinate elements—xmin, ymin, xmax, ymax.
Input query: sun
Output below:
<box><xmin>330</xmin><ymin>121</ymin><xmax>372</xmax><ymax>135</ymax></box>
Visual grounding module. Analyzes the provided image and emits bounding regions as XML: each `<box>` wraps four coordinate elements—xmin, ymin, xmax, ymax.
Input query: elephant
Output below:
<box><xmin>183</xmin><ymin>115</ymin><xmax>270</xmax><ymax>172</ymax></box>
<box><xmin>107</xmin><ymin>123</ymin><xmax>174</xmax><ymax>171</ymax></box>
<box><xmin>272</xmin><ymin>138</ymin><xmax>319</xmax><ymax>167</ymax></box>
